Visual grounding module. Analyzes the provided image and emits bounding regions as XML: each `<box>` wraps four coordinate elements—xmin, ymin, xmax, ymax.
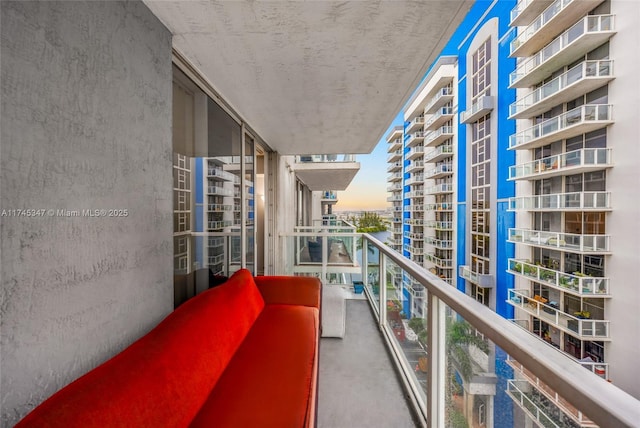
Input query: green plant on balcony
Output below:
<box><xmin>512</xmin><ymin>262</ymin><xmax>523</xmax><ymax>273</ymax></box>
<box><xmin>539</xmin><ymin>268</ymin><xmax>555</xmax><ymax>282</ymax></box>
<box><xmin>522</xmin><ymin>264</ymin><xmax>537</xmax><ymax>277</ymax></box>
<box><xmin>511</xmin><ymin>234</ymin><xmax>523</xmax><ymax>242</ymax></box>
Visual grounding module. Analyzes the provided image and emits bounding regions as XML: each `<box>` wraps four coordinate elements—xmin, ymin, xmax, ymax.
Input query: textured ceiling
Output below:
<box><xmin>144</xmin><ymin>1</ymin><xmax>472</xmax><ymax>155</ymax></box>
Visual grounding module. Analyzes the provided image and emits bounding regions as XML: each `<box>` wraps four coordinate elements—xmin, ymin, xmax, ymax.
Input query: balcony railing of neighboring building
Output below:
<box><xmin>424</xmin><ymin>252</ymin><xmax>452</xmax><ymax>268</ymax></box>
<box><xmin>424</xmin><ymin>220</ymin><xmax>453</xmax><ymax>230</ymax></box>
<box><xmin>406</xmin><ymin>160</ymin><xmax>424</xmax><ymax>174</ymax></box>
<box><xmin>406</xmin><ymin>174</ymin><xmax>425</xmax><ymax>186</ymax></box>
<box><xmin>207</xmin><ymin>167</ymin><xmax>236</xmax><ymax>181</ymax></box>
<box><xmin>406</xmin><ymin>115</ymin><xmax>425</xmax><ymax>133</ymax></box>
<box><xmin>424</xmin><ymin>144</ymin><xmax>453</xmax><ymax>163</ymax></box>
<box><xmin>387</xmin><ymin>183</ymin><xmax>402</xmax><ymax>192</ymax></box>
<box><xmin>510</xmin><ymin>0</ymin><xmax>556</xmax><ymax>27</ymax></box>
<box><xmin>460</xmin><ymin>96</ymin><xmax>494</xmax><ymax>124</ymax></box>
<box><xmin>424</xmin><ymin>125</ymin><xmax>454</xmax><ymax>148</ymax></box>
<box><xmin>509</xmin><ymin>61</ymin><xmax>614</xmax><ymax>119</ymax></box>
<box><xmin>509</xmin><ymin>147</ymin><xmax>612</xmax><ymax>180</ymax></box>
<box><xmin>425</xmin><ymin>86</ymin><xmax>454</xmax><ymax>114</ymax></box>
<box><xmin>425</xmin><ymin>105</ymin><xmax>454</xmax><ymax>131</ymax></box>
<box><xmin>509</xmin><ymin>104</ymin><xmax>613</xmax><ymax>150</ymax></box>
<box><xmin>508</xmin><ymin>228</ymin><xmax>610</xmax><ymax>253</ymax></box>
<box><xmin>387</xmin><ymin>149</ymin><xmax>403</xmax><ymax>162</ymax></box>
<box><xmin>405</xmin><ymin>131</ymin><xmax>426</xmax><ymax>147</ymax></box>
<box><xmin>407</xmin><ymin>145</ymin><xmax>425</xmax><ymax>160</ymax></box>
<box><xmin>387</xmin><ymin>137</ymin><xmax>403</xmax><ymax>151</ymax></box>
<box><xmin>509</xmin><ymin>0</ymin><xmax>604</xmax><ymax>57</ymax></box>
<box><xmin>387</xmin><ymin>161</ymin><xmax>403</xmax><ymax>173</ymax></box>
<box><xmin>510</xmin><ymin>14</ymin><xmax>616</xmax><ymax>88</ymax></box>
<box><xmin>321</xmin><ymin>191</ymin><xmax>338</xmax><ymax>201</ymax></box>
<box><xmin>388</xmin><ymin>172</ymin><xmax>403</xmax><ymax>182</ymax></box>
<box><xmin>424</xmin><ymin>236</ymin><xmax>453</xmax><ymax>250</ymax></box>
<box><xmin>507</xmin><ymin>289</ymin><xmax>610</xmax><ymax>340</ymax></box>
<box><xmin>459</xmin><ymin>265</ymin><xmax>494</xmax><ymax>288</ymax></box>
<box><xmin>424</xmin><ymin>202</ymin><xmax>454</xmax><ymax>212</ymax></box>
<box><xmin>207</xmin><ymin>185</ymin><xmax>234</xmax><ymax>197</ymax></box>
<box><xmin>424</xmin><ymin>163</ymin><xmax>453</xmax><ymax>179</ymax></box>
<box><xmin>296</xmin><ymin>154</ymin><xmax>357</xmax><ymax>163</ymax></box>
<box><xmin>508</xmin><ymin>191</ymin><xmax>611</xmax><ymax>211</ymax></box>
<box><xmin>507</xmin><ymin>258</ymin><xmax>609</xmax><ymax>296</ymax></box>
<box><xmin>425</xmin><ymin>183</ymin><xmax>453</xmax><ymax>195</ymax></box>
<box><xmin>207</xmin><ymin>203</ymin><xmax>234</xmax><ymax>212</ymax></box>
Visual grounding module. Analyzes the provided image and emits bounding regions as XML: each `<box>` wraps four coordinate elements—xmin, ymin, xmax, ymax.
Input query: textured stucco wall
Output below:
<box><xmin>0</xmin><ymin>2</ymin><xmax>173</xmax><ymax>425</ymax></box>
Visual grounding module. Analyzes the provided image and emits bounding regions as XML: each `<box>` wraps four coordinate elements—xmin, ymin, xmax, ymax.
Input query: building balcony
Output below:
<box><xmin>405</xmin><ymin>131</ymin><xmax>425</xmax><ymax>147</ymax></box>
<box><xmin>508</xmin><ymin>191</ymin><xmax>611</xmax><ymax>211</ymax></box>
<box><xmin>388</xmin><ymin>172</ymin><xmax>403</xmax><ymax>182</ymax></box>
<box><xmin>387</xmin><ymin>137</ymin><xmax>403</xmax><ymax>151</ymax></box>
<box><xmin>510</xmin><ymin>0</ymin><xmax>605</xmax><ymax>57</ymax></box>
<box><xmin>406</xmin><ymin>204</ymin><xmax>424</xmax><ymax>212</ymax></box>
<box><xmin>507</xmin><ymin>375</ymin><xmax>597</xmax><ymax>427</ymax></box>
<box><xmin>509</xmin><ymin>148</ymin><xmax>612</xmax><ymax>180</ymax></box>
<box><xmin>406</xmin><ymin>115</ymin><xmax>425</xmax><ymax>133</ymax></box>
<box><xmin>406</xmin><ymin>145</ymin><xmax>424</xmax><ymax>160</ymax></box>
<box><xmin>207</xmin><ymin>186</ymin><xmax>234</xmax><ymax>197</ymax></box>
<box><xmin>510</xmin><ymin>0</ymin><xmax>554</xmax><ymax>27</ymax></box>
<box><xmin>321</xmin><ymin>191</ymin><xmax>338</xmax><ymax>202</ymax></box>
<box><xmin>207</xmin><ymin>203</ymin><xmax>234</xmax><ymax>212</ymax></box>
<box><xmin>424</xmin><ymin>163</ymin><xmax>453</xmax><ymax>180</ymax></box>
<box><xmin>405</xmin><ymin>218</ymin><xmax>424</xmax><ymax>226</ymax></box>
<box><xmin>387</xmin><ymin>183</ymin><xmax>402</xmax><ymax>192</ymax></box>
<box><xmin>424</xmin><ymin>125</ymin><xmax>454</xmax><ymax>148</ymax></box>
<box><xmin>405</xmin><ymin>174</ymin><xmax>424</xmax><ymax>186</ymax></box>
<box><xmin>425</xmin><ymin>252</ymin><xmax>452</xmax><ymax>268</ymax></box>
<box><xmin>406</xmin><ymin>160</ymin><xmax>424</xmax><ymax>174</ymax></box>
<box><xmin>424</xmin><ymin>144</ymin><xmax>453</xmax><ymax>163</ymax></box>
<box><xmin>424</xmin><ymin>220</ymin><xmax>453</xmax><ymax>230</ymax></box>
<box><xmin>404</xmin><ymin>231</ymin><xmax>424</xmax><ymax>240</ymax></box>
<box><xmin>294</xmin><ymin>154</ymin><xmax>360</xmax><ymax>191</ymax></box>
<box><xmin>387</xmin><ymin>149</ymin><xmax>402</xmax><ymax>162</ymax></box>
<box><xmin>387</xmin><ymin>161</ymin><xmax>403</xmax><ymax>173</ymax></box>
<box><xmin>424</xmin><ymin>106</ymin><xmax>454</xmax><ymax>131</ymax></box>
<box><xmin>507</xmin><ymin>289</ymin><xmax>610</xmax><ymax>340</ymax></box>
<box><xmin>459</xmin><ymin>265</ymin><xmax>494</xmax><ymax>288</ymax></box>
<box><xmin>425</xmin><ymin>183</ymin><xmax>453</xmax><ymax>195</ymax></box>
<box><xmin>424</xmin><ymin>236</ymin><xmax>453</xmax><ymax>250</ymax></box>
<box><xmin>404</xmin><ymin>244</ymin><xmax>424</xmax><ymax>255</ymax></box>
<box><xmin>460</xmin><ymin>96</ymin><xmax>494</xmax><ymax>124</ymax></box>
<box><xmin>424</xmin><ymin>202</ymin><xmax>454</xmax><ymax>212</ymax></box>
<box><xmin>509</xmin><ymin>104</ymin><xmax>613</xmax><ymax>150</ymax></box>
<box><xmin>510</xmin><ymin>15</ymin><xmax>616</xmax><ymax>88</ymax></box>
<box><xmin>406</xmin><ymin>189</ymin><xmax>424</xmax><ymax>199</ymax></box>
<box><xmin>509</xmin><ymin>61</ymin><xmax>614</xmax><ymax>119</ymax></box>
<box><xmin>508</xmin><ymin>228</ymin><xmax>610</xmax><ymax>253</ymax></box>
<box><xmin>391</xmin><ymin>205</ymin><xmax>403</xmax><ymax>213</ymax></box>
<box><xmin>207</xmin><ymin>167</ymin><xmax>235</xmax><ymax>181</ymax></box>
<box><xmin>507</xmin><ymin>258</ymin><xmax>610</xmax><ymax>296</ymax></box>
<box><xmin>425</xmin><ymin>86</ymin><xmax>454</xmax><ymax>114</ymax></box>
<box><xmin>207</xmin><ymin>220</ymin><xmax>233</xmax><ymax>230</ymax></box>
<box><xmin>386</xmin><ymin>195</ymin><xmax>402</xmax><ymax>202</ymax></box>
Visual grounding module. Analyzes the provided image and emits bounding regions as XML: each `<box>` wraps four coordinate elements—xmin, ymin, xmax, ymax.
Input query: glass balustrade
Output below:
<box><xmin>509</xmin><ymin>147</ymin><xmax>612</xmax><ymax>179</ymax></box>
<box><xmin>509</xmin><ymin>61</ymin><xmax>613</xmax><ymax>118</ymax></box>
<box><xmin>508</xmin><ymin>191</ymin><xmax>611</xmax><ymax>211</ymax></box>
<box><xmin>510</xmin><ymin>15</ymin><xmax>615</xmax><ymax>86</ymax></box>
<box><xmin>509</xmin><ymin>105</ymin><xmax>613</xmax><ymax>150</ymax></box>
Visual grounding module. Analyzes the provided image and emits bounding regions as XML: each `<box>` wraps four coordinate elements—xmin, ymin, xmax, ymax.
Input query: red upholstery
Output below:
<box><xmin>190</xmin><ymin>304</ymin><xmax>319</xmax><ymax>427</ymax></box>
<box><xmin>15</xmin><ymin>269</ymin><xmax>320</xmax><ymax>428</ymax></box>
<box><xmin>255</xmin><ymin>275</ymin><xmax>321</xmax><ymax>308</ymax></box>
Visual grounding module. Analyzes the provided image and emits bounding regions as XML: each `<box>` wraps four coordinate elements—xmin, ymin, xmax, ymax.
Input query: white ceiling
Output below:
<box><xmin>144</xmin><ymin>1</ymin><xmax>472</xmax><ymax>155</ymax></box>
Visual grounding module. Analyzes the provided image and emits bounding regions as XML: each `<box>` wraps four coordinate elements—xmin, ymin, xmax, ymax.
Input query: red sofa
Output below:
<box><xmin>16</xmin><ymin>269</ymin><xmax>322</xmax><ymax>427</ymax></box>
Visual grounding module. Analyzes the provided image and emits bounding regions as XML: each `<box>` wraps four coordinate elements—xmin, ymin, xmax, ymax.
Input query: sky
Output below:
<box><xmin>334</xmin><ymin>113</ymin><xmax>404</xmax><ymax>212</ymax></box>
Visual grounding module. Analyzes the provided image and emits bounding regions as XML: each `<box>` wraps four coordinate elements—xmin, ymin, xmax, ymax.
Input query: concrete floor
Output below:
<box><xmin>318</xmin><ymin>300</ymin><xmax>418</xmax><ymax>428</ymax></box>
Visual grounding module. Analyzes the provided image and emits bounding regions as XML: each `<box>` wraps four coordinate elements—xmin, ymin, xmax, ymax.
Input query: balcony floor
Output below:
<box><xmin>318</xmin><ymin>299</ymin><xmax>418</xmax><ymax>428</ymax></box>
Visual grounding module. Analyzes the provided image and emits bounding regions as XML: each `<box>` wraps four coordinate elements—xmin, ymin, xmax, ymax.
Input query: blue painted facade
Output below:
<box><xmin>400</xmin><ymin>1</ymin><xmax>519</xmax><ymax>426</ymax></box>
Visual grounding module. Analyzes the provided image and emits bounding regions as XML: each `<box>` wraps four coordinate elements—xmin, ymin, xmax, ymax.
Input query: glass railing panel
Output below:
<box><xmin>509</xmin><ymin>105</ymin><xmax>613</xmax><ymax>149</ymax></box>
<box><xmin>365</xmin><ymin>239</ymin><xmax>381</xmax><ymax>312</ymax></box>
<box><xmin>510</xmin><ymin>15</ymin><xmax>615</xmax><ymax>86</ymax></box>
<box><xmin>508</xmin><ymin>191</ymin><xmax>611</xmax><ymax>211</ymax></box>
<box><xmin>510</xmin><ymin>61</ymin><xmax>613</xmax><ymax>117</ymax></box>
<box><xmin>507</xmin><ymin>258</ymin><xmax>609</xmax><ymax>295</ymax></box>
<box><xmin>509</xmin><ymin>147</ymin><xmax>612</xmax><ymax>178</ymax></box>
<box><xmin>510</xmin><ymin>0</ymin><xmax>575</xmax><ymax>55</ymax></box>
<box><xmin>507</xmin><ymin>228</ymin><xmax>610</xmax><ymax>252</ymax></box>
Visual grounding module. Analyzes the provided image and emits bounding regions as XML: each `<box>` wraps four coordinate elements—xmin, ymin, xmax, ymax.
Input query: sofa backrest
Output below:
<box><xmin>16</xmin><ymin>269</ymin><xmax>264</xmax><ymax>428</ymax></box>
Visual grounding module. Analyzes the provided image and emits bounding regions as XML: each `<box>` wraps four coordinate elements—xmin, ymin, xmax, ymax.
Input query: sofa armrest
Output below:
<box><xmin>254</xmin><ymin>276</ymin><xmax>321</xmax><ymax>308</ymax></box>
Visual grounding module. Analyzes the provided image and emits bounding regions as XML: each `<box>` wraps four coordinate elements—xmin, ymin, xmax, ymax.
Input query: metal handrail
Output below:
<box><xmin>361</xmin><ymin>233</ymin><xmax>640</xmax><ymax>428</ymax></box>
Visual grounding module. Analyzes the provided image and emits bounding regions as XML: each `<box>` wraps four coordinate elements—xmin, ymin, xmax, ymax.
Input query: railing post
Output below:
<box><xmin>379</xmin><ymin>254</ymin><xmax>387</xmax><ymax>328</ymax></box>
<box><xmin>321</xmin><ymin>233</ymin><xmax>328</xmax><ymax>284</ymax></box>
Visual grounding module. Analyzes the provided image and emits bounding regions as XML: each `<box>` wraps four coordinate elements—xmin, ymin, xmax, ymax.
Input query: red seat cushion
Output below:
<box><xmin>190</xmin><ymin>304</ymin><xmax>319</xmax><ymax>428</ymax></box>
<box><xmin>16</xmin><ymin>269</ymin><xmax>264</xmax><ymax>428</ymax></box>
